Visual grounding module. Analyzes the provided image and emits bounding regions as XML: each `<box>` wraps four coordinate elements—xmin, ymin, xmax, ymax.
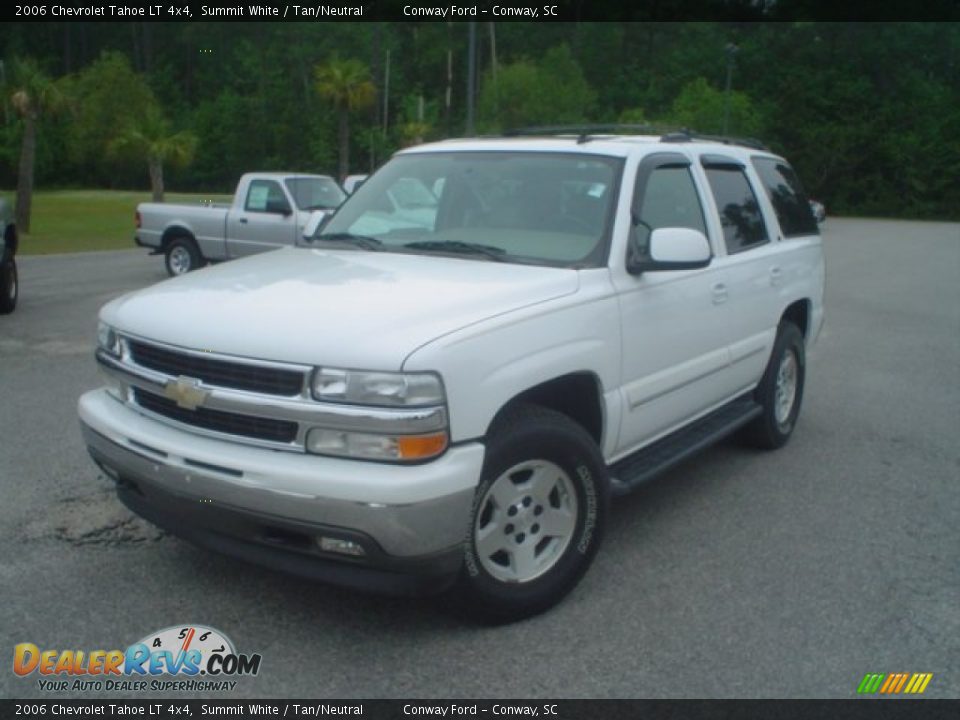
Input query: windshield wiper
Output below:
<box><xmin>311</xmin><ymin>232</ymin><xmax>383</xmax><ymax>251</ymax></box>
<box><xmin>403</xmin><ymin>240</ymin><xmax>506</xmax><ymax>262</ymax></box>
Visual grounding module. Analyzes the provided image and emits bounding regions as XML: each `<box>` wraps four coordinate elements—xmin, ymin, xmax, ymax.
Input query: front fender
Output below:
<box><xmin>402</xmin><ymin>270</ymin><xmax>622</xmax><ymax>455</ymax></box>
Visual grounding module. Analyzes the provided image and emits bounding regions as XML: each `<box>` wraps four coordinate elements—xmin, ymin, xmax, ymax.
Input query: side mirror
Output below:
<box><xmin>267</xmin><ymin>199</ymin><xmax>292</xmax><ymax>216</ymax></box>
<box><xmin>627</xmin><ymin>227</ymin><xmax>712</xmax><ymax>275</ymax></box>
<box><xmin>302</xmin><ymin>210</ymin><xmax>328</xmax><ymax>240</ymax></box>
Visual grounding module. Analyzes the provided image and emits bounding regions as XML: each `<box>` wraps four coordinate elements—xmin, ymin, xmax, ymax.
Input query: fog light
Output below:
<box><xmin>317</xmin><ymin>536</ymin><xmax>366</xmax><ymax>557</ymax></box>
<box><xmin>306</xmin><ymin>428</ymin><xmax>447</xmax><ymax>461</ymax></box>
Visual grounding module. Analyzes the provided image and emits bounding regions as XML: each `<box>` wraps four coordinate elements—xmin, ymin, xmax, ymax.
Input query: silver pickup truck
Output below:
<box><xmin>135</xmin><ymin>173</ymin><xmax>346</xmax><ymax>276</ymax></box>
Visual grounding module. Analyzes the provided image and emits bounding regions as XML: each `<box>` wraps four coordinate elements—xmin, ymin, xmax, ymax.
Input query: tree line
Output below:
<box><xmin>1</xmin><ymin>21</ymin><xmax>958</xmax><ymax>230</ymax></box>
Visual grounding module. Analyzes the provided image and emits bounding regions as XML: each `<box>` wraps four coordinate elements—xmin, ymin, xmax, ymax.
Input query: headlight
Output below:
<box><xmin>312</xmin><ymin>368</ymin><xmax>445</xmax><ymax>407</ymax></box>
<box><xmin>97</xmin><ymin>322</ymin><xmax>121</xmax><ymax>357</ymax></box>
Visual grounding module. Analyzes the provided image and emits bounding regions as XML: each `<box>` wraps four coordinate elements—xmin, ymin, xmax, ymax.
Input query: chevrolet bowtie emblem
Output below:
<box><xmin>163</xmin><ymin>376</ymin><xmax>209</xmax><ymax>410</ymax></box>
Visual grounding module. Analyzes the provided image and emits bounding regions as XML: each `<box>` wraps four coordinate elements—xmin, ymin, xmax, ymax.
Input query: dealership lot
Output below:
<box><xmin>2</xmin><ymin>218</ymin><xmax>958</xmax><ymax>699</ymax></box>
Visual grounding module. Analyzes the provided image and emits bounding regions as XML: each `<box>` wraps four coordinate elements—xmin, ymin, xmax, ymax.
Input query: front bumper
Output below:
<box><xmin>79</xmin><ymin>389</ymin><xmax>484</xmax><ymax>595</ymax></box>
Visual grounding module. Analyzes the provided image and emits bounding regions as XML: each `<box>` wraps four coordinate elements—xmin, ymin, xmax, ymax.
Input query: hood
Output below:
<box><xmin>103</xmin><ymin>247</ymin><xmax>579</xmax><ymax>369</ymax></box>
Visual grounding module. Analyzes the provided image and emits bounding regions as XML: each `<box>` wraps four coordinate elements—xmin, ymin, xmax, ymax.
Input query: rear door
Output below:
<box><xmin>695</xmin><ymin>155</ymin><xmax>784</xmax><ymax>393</ymax></box>
<box><xmin>225</xmin><ymin>178</ymin><xmax>298</xmax><ymax>258</ymax></box>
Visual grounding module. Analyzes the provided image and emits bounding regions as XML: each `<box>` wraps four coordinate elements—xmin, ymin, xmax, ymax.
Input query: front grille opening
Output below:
<box><xmin>128</xmin><ymin>340</ymin><xmax>305</xmax><ymax>396</ymax></box>
<box><xmin>128</xmin><ymin>439</ymin><xmax>168</xmax><ymax>458</ymax></box>
<box><xmin>184</xmin><ymin>458</ymin><xmax>243</xmax><ymax>478</ymax></box>
<box><xmin>261</xmin><ymin>526</ymin><xmax>312</xmax><ymax>551</ymax></box>
<box><xmin>133</xmin><ymin>388</ymin><xmax>298</xmax><ymax>444</ymax></box>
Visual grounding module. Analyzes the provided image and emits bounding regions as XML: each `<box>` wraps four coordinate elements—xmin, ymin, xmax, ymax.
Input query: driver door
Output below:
<box><xmin>226</xmin><ymin>178</ymin><xmax>297</xmax><ymax>258</ymax></box>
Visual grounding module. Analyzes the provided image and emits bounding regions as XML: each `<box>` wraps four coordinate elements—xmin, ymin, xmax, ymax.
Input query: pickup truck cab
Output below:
<box><xmin>81</xmin><ymin>131</ymin><xmax>824</xmax><ymax>621</ymax></box>
<box><xmin>135</xmin><ymin>172</ymin><xmax>346</xmax><ymax>276</ymax></box>
<box><xmin>0</xmin><ymin>198</ymin><xmax>17</xmax><ymax>314</ymax></box>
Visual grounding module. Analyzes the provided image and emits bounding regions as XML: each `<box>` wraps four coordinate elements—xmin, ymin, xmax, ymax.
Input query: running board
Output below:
<box><xmin>609</xmin><ymin>395</ymin><xmax>762</xmax><ymax>497</ymax></box>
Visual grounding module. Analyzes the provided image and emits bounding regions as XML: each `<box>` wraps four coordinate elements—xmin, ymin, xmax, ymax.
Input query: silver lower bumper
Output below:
<box><xmin>82</xmin><ymin>421</ymin><xmax>479</xmax><ymax>594</ymax></box>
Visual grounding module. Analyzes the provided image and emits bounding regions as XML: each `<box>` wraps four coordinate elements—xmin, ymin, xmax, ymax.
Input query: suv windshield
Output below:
<box><xmin>285</xmin><ymin>177</ymin><xmax>347</xmax><ymax>211</ymax></box>
<box><xmin>320</xmin><ymin>152</ymin><xmax>622</xmax><ymax>267</ymax></box>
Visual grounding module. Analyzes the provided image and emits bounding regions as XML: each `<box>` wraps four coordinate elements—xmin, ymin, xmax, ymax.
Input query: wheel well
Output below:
<box><xmin>781</xmin><ymin>299</ymin><xmax>810</xmax><ymax>340</ymax></box>
<box><xmin>499</xmin><ymin>373</ymin><xmax>604</xmax><ymax>446</ymax></box>
<box><xmin>161</xmin><ymin>227</ymin><xmax>195</xmax><ymax>250</ymax></box>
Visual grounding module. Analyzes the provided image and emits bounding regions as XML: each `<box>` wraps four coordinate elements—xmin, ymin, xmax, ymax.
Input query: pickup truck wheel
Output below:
<box><xmin>744</xmin><ymin>322</ymin><xmax>805</xmax><ymax>449</ymax></box>
<box><xmin>0</xmin><ymin>257</ymin><xmax>17</xmax><ymax>314</ymax></box>
<box><xmin>164</xmin><ymin>237</ymin><xmax>204</xmax><ymax>277</ymax></box>
<box><xmin>455</xmin><ymin>404</ymin><xmax>609</xmax><ymax>623</ymax></box>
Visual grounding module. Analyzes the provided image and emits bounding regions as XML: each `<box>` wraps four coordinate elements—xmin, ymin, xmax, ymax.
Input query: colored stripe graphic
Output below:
<box><xmin>858</xmin><ymin>674</ymin><xmax>886</xmax><ymax>694</ymax></box>
<box><xmin>880</xmin><ymin>674</ymin><xmax>897</xmax><ymax>693</ymax></box>
<box><xmin>858</xmin><ymin>672</ymin><xmax>933</xmax><ymax>694</ymax></box>
<box><xmin>892</xmin><ymin>673</ymin><xmax>909</xmax><ymax>693</ymax></box>
<box><xmin>907</xmin><ymin>673</ymin><xmax>933</xmax><ymax>694</ymax></box>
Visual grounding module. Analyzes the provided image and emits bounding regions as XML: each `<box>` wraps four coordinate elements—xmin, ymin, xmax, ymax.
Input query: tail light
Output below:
<box><xmin>135</xmin><ymin>211</ymin><xmax>141</xmax><ymax>229</ymax></box>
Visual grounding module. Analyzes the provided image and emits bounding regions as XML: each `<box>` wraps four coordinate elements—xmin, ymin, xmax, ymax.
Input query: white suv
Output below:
<box><xmin>79</xmin><ymin>129</ymin><xmax>824</xmax><ymax>621</ymax></box>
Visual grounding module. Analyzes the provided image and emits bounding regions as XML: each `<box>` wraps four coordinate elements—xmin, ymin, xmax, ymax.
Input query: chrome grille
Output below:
<box><xmin>128</xmin><ymin>340</ymin><xmax>305</xmax><ymax>396</ymax></box>
<box><xmin>133</xmin><ymin>388</ymin><xmax>298</xmax><ymax>444</ymax></box>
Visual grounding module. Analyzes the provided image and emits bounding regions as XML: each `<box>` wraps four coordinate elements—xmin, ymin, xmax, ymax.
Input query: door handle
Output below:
<box><xmin>239</xmin><ymin>218</ymin><xmax>248</xmax><ymax>224</ymax></box>
<box><xmin>770</xmin><ymin>266</ymin><xmax>783</xmax><ymax>286</ymax></box>
<box><xmin>712</xmin><ymin>283</ymin><xmax>728</xmax><ymax>304</ymax></box>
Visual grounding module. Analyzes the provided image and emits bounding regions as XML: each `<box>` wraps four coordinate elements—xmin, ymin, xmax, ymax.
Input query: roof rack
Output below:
<box><xmin>659</xmin><ymin>129</ymin><xmax>769</xmax><ymax>151</ymax></box>
<box><xmin>503</xmin><ymin>124</ymin><xmax>675</xmax><ymax>144</ymax></box>
<box><xmin>503</xmin><ymin>124</ymin><xmax>769</xmax><ymax>151</ymax></box>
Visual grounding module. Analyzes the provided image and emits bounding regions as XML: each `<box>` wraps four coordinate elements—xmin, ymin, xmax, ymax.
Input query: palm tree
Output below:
<box><xmin>9</xmin><ymin>59</ymin><xmax>66</xmax><ymax>233</ymax></box>
<box><xmin>109</xmin><ymin>106</ymin><xmax>198</xmax><ymax>202</ymax></box>
<box><xmin>314</xmin><ymin>58</ymin><xmax>376</xmax><ymax>180</ymax></box>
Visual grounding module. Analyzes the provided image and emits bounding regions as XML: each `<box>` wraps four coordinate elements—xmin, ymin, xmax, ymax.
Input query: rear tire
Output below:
<box><xmin>743</xmin><ymin>322</ymin><xmax>805</xmax><ymax>449</ymax></box>
<box><xmin>453</xmin><ymin>404</ymin><xmax>609</xmax><ymax>623</ymax></box>
<box><xmin>164</xmin><ymin>237</ymin><xmax>204</xmax><ymax>277</ymax></box>
<box><xmin>0</xmin><ymin>256</ymin><xmax>17</xmax><ymax>314</ymax></box>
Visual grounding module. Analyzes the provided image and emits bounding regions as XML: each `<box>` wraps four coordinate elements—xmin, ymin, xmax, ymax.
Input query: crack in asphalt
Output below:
<box><xmin>21</xmin><ymin>485</ymin><xmax>166</xmax><ymax>546</ymax></box>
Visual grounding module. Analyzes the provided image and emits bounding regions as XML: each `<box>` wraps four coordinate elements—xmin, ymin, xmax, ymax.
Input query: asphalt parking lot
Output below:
<box><xmin>2</xmin><ymin>218</ymin><xmax>958</xmax><ymax>699</ymax></box>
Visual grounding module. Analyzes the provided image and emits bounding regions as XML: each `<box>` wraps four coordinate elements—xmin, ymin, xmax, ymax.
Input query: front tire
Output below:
<box><xmin>743</xmin><ymin>322</ymin><xmax>806</xmax><ymax>449</ymax></box>
<box><xmin>0</xmin><ymin>257</ymin><xmax>17</xmax><ymax>314</ymax></box>
<box><xmin>164</xmin><ymin>237</ymin><xmax>204</xmax><ymax>277</ymax></box>
<box><xmin>455</xmin><ymin>404</ymin><xmax>609</xmax><ymax>623</ymax></box>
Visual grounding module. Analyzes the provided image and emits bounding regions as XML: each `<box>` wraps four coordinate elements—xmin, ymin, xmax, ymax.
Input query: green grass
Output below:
<box><xmin>2</xmin><ymin>190</ymin><xmax>232</xmax><ymax>255</ymax></box>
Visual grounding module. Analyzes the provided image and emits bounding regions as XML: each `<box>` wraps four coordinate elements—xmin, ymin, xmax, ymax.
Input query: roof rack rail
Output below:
<box><xmin>660</xmin><ymin>129</ymin><xmax>769</xmax><ymax>151</ymax></box>
<box><xmin>503</xmin><ymin>124</ymin><xmax>677</xmax><ymax>144</ymax></box>
<box><xmin>502</xmin><ymin>124</ymin><xmax>770</xmax><ymax>151</ymax></box>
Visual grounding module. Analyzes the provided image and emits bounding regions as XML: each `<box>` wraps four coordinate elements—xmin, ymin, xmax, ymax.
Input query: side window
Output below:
<box><xmin>703</xmin><ymin>166</ymin><xmax>769</xmax><ymax>253</ymax></box>
<box><xmin>245</xmin><ymin>180</ymin><xmax>289</xmax><ymax>214</ymax></box>
<box><xmin>633</xmin><ymin>165</ymin><xmax>707</xmax><ymax>256</ymax></box>
<box><xmin>751</xmin><ymin>157</ymin><xmax>818</xmax><ymax>237</ymax></box>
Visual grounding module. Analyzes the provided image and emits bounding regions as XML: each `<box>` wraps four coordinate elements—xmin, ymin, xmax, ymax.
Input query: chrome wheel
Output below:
<box><xmin>774</xmin><ymin>348</ymin><xmax>798</xmax><ymax>425</ymax></box>
<box><xmin>474</xmin><ymin>459</ymin><xmax>578</xmax><ymax>584</ymax></box>
<box><xmin>168</xmin><ymin>245</ymin><xmax>192</xmax><ymax>275</ymax></box>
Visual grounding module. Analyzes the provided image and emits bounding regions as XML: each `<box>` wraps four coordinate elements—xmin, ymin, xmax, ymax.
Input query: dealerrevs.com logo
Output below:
<box><xmin>13</xmin><ymin>624</ymin><xmax>262</xmax><ymax>692</ymax></box>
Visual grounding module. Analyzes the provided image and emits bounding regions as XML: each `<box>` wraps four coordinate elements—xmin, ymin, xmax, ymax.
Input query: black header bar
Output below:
<box><xmin>3</xmin><ymin>0</ymin><xmax>958</xmax><ymax>23</ymax></box>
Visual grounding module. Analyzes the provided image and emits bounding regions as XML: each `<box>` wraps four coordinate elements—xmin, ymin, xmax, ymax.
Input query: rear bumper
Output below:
<box><xmin>79</xmin><ymin>389</ymin><xmax>484</xmax><ymax>596</ymax></box>
<box><xmin>134</xmin><ymin>234</ymin><xmax>163</xmax><ymax>254</ymax></box>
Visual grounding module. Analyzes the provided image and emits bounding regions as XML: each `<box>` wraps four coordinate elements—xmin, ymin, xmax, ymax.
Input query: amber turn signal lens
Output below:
<box><xmin>396</xmin><ymin>433</ymin><xmax>448</xmax><ymax>460</ymax></box>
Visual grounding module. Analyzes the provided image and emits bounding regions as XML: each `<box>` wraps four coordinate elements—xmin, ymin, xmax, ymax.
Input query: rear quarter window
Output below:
<box><xmin>703</xmin><ymin>165</ymin><xmax>769</xmax><ymax>254</ymax></box>
<box><xmin>751</xmin><ymin>157</ymin><xmax>819</xmax><ymax>237</ymax></box>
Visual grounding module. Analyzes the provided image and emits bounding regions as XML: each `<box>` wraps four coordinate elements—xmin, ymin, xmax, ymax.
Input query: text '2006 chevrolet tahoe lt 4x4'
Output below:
<box><xmin>79</xmin><ymin>129</ymin><xmax>824</xmax><ymax>622</ymax></box>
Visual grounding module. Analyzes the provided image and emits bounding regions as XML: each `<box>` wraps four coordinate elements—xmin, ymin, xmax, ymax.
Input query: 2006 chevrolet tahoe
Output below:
<box><xmin>79</xmin><ymin>129</ymin><xmax>825</xmax><ymax>621</ymax></box>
